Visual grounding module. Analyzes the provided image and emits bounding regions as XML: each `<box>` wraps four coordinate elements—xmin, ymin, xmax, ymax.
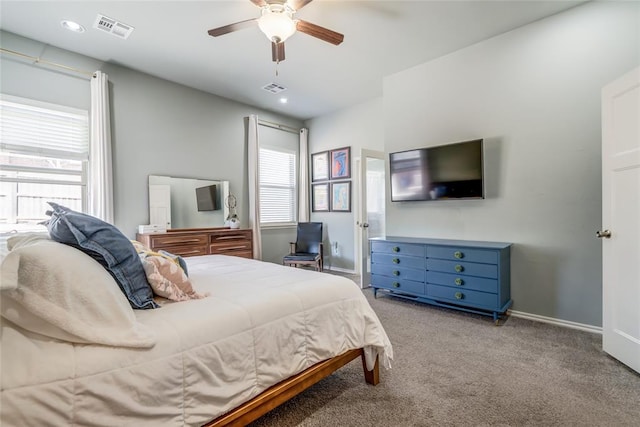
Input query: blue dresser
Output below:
<box><xmin>370</xmin><ymin>236</ymin><xmax>512</xmax><ymax>324</ymax></box>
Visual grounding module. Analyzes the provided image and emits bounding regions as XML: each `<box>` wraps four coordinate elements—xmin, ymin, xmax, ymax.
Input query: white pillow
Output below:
<box><xmin>0</xmin><ymin>237</ymin><xmax>156</xmax><ymax>348</ymax></box>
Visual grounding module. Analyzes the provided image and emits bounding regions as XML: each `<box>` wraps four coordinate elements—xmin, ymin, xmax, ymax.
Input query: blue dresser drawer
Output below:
<box><xmin>426</xmin><ymin>284</ymin><xmax>498</xmax><ymax>310</ymax></box>
<box><xmin>427</xmin><ymin>259</ymin><xmax>498</xmax><ymax>279</ymax></box>
<box><xmin>371</xmin><ymin>263</ymin><xmax>425</xmax><ymax>282</ymax></box>
<box><xmin>371</xmin><ymin>275</ymin><xmax>425</xmax><ymax>295</ymax></box>
<box><xmin>427</xmin><ymin>271</ymin><xmax>498</xmax><ymax>293</ymax></box>
<box><xmin>371</xmin><ymin>253</ymin><xmax>426</xmax><ymax>269</ymax></box>
<box><xmin>427</xmin><ymin>246</ymin><xmax>497</xmax><ymax>264</ymax></box>
<box><xmin>371</xmin><ymin>241</ymin><xmax>426</xmax><ymax>257</ymax></box>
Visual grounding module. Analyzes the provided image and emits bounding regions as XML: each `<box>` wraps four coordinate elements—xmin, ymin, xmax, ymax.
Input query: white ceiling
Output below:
<box><xmin>0</xmin><ymin>0</ymin><xmax>586</xmax><ymax>120</ymax></box>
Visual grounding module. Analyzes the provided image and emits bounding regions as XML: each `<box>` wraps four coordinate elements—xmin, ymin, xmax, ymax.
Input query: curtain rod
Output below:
<box><xmin>258</xmin><ymin>118</ymin><xmax>300</xmax><ymax>134</ymax></box>
<box><xmin>0</xmin><ymin>47</ymin><xmax>94</xmax><ymax>78</ymax></box>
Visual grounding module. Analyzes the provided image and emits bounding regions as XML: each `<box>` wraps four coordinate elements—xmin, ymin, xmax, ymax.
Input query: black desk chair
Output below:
<box><xmin>283</xmin><ymin>222</ymin><xmax>324</xmax><ymax>272</ymax></box>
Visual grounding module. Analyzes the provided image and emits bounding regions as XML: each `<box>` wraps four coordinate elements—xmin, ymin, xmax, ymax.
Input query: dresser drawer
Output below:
<box><xmin>210</xmin><ymin>230</ymin><xmax>252</xmax><ymax>243</ymax></box>
<box><xmin>427</xmin><ymin>259</ymin><xmax>498</xmax><ymax>279</ymax></box>
<box><xmin>148</xmin><ymin>234</ymin><xmax>208</xmax><ymax>249</ymax></box>
<box><xmin>371</xmin><ymin>275</ymin><xmax>425</xmax><ymax>295</ymax></box>
<box><xmin>156</xmin><ymin>244</ymin><xmax>208</xmax><ymax>258</ymax></box>
<box><xmin>371</xmin><ymin>241</ymin><xmax>425</xmax><ymax>257</ymax></box>
<box><xmin>427</xmin><ymin>284</ymin><xmax>498</xmax><ymax>310</ymax></box>
<box><xmin>210</xmin><ymin>240</ymin><xmax>253</xmax><ymax>254</ymax></box>
<box><xmin>371</xmin><ymin>263</ymin><xmax>425</xmax><ymax>282</ymax></box>
<box><xmin>371</xmin><ymin>253</ymin><xmax>426</xmax><ymax>269</ymax></box>
<box><xmin>427</xmin><ymin>271</ymin><xmax>498</xmax><ymax>293</ymax></box>
<box><xmin>427</xmin><ymin>246</ymin><xmax>497</xmax><ymax>264</ymax></box>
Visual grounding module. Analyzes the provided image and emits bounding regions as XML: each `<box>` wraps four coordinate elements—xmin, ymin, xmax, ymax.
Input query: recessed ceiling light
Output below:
<box><xmin>280</xmin><ymin>97</ymin><xmax>288</xmax><ymax>104</ymax></box>
<box><xmin>61</xmin><ymin>20</ymin><xmax>85</xmax><ymax>33</ymax></box>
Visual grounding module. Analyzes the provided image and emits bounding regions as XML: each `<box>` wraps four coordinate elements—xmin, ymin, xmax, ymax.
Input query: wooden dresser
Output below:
<box><xmin>136</xmin><ymin>228</ymin><xmax>253</xmax><ymax>259</ymax></box>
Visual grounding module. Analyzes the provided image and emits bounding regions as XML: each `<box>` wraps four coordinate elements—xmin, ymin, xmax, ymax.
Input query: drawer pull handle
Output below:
<box><xmin>161</xmin><ymin>238</ymin><xmax>202</xmax><ymax>244</ymax></box>
<box><xmin>392</xmin><ymin>258</ymin><xmax>400</xmax><ymax>264</ymax></box>
<box><xmin>181</xmin><ymin>250</ymin><xmax>202</xmax><ymax>255</ymax></box>
<box><xmin>393</xmin><ymin>282</ymin><xmax>401</xmax><ymax>288</ymax></box>
<box><xmin>392</xmin><ymin>246</ymin><xmax>400</xmax><ymax>253</ymax></box>
<box><xmin>455</xmin><ymin>292</ymin><xmax>463</xmax><ymax>300</ymax></box>
<box><xmin>454</xmin><ymin>251</ymin><xmax>463</xmax><ymax>259</ymax></box>
<box><xmin>393</xmin><ymin>270</ymin><xmax>400</xmax><ymax>276</ymax></box>
<box><xmin>454</xmin><ymin>278</ymin><xmax>463</xmax><ymax>286</ymax></box>
<box><xmin>454</xmin><ymin>264</ymin><xmax>464</xmax><ymax>273</ymax></box>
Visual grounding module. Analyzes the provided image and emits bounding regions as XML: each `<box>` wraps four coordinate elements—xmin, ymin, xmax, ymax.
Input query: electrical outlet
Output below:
<box><xmin>332</xmin><ymin>241</ymin><xmax>339</xmax><ymax>256</ymax></box>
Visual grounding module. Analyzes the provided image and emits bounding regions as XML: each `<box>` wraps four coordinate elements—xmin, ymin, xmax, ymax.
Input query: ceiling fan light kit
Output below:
<box><xmin>207</xmin><ymin>0</ymin><xmax>344</xmax><ymax>63</ymax></box>
<box><xmin>258</xmin><ymin>6</ymin><xmax>296</xmax><ymax>43</ymax></box>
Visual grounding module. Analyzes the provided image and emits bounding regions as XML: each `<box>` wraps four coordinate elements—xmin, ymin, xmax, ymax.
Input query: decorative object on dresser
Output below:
<box><xmin>136</xmin><ymin>227</ymin><xmax>253</xmax><ymax>259</ymax></box>
<box><xmin>370</xmin><ymin>236</ymin><xmax>512</xmax><ymax>325</ymax></box>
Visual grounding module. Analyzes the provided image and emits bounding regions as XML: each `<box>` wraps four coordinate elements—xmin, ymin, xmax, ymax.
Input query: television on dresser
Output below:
<box><xmin>195</xmin><ymin>184</ymin><xmax>218</xmax><ymax>211</ymax></box>
<box><xmin>389</xmin><ymin>138</ymin><xmax>484</xmax><ymax>202</ymax></box>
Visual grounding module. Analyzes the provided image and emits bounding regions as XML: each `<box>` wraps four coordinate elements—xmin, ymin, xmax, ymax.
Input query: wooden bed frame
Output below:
<box><xmin>203</xmin><ymin>348</ymin><xmax>379</xmax><ymax>426</ymax></box>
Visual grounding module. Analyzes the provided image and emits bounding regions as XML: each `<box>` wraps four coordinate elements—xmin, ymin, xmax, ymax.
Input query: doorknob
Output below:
<box><xmin>596</xmin><ymin>229</ymin><xmax>612</xmax><ymax>238</ymax></box>
<box><xmin>362</xmin><ymin>222</ymin><xmax>369</xmax><ymax>228</ymax></box>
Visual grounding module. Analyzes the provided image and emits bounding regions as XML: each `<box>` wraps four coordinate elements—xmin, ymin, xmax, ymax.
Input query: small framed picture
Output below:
<box><xmin>312</xmin><ymin>183</ymin><xmax>330</xmax><ymax>212</ymax></box>
<box><xmin>330</xmin><ymin>147</ymin><xmax>351</xmax><ymax>180</ymax></box>
<box><xmin>311</xmin><ymin>151</ymin><xmax>329</xmax><ymax>182</ymax></box>
<box><xmin>330</xmin><ymin>181</ymin><xmax>351</xmax><ymax>212</ymax></box>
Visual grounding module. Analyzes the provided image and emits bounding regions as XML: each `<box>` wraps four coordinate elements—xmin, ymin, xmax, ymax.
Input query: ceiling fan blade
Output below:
<box><xmin>287</xmin><ymin>0</ymin><xmax>313</xmax><ymax>11</ymax></box>
<box><xmin>296</xmin><ymin>20</ymin><xmax>344</xmax><ymax>45</ymax></box>
<box><xmin>250</xmin><ymin>0</ymin><xmax>268</xmax><ymax>7</ymax></box>
<box><xmin>207</xmin><ymin>18</ymin><xmax>257</xmax><ymax>37</ymax></box>
<box><xmin>272</xmin><ymin>41</ymin><xmax>286</xmax><ymax>63</ymax></box>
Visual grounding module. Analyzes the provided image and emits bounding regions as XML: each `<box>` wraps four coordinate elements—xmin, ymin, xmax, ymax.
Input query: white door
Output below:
<box><xmin>357</xmin><ymin>149</ymin><xmax>386</xmax><ymax>288</ymax></box>
<box><xmin>601</xmin><ymin>67</ymin><xmax>640</xmax><ymax>374</ymax></box>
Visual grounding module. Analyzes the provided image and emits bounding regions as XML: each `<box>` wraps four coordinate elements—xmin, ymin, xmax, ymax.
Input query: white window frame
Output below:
<box><xmin>0</xmin><ymin>94</ymin><xmax>89</xmax><ymax>231</ymax></box>
<box><xmin>259</xmin><ymin>145</ymin><xmax>298</xmax><ymax>228</ymax></box>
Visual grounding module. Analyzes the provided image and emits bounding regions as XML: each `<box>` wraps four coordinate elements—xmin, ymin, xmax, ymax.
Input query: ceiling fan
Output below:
<box><xmin>207</xmin><ymin>0</ymin><xmax>344</xmax><ymax>63</ymax></box>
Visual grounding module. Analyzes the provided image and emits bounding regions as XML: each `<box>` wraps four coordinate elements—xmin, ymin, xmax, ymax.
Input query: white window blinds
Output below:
<box><xmin>259</xmin><ymin>147</ymin><xmax>297</xmax><ymax>224</ymax></box>
<box><xmin>0</xmin><ymin>95</ymin><xmax>89</xmax><ymax>160</ymax></box>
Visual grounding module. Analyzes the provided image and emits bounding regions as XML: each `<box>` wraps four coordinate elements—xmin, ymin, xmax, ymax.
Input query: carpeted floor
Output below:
<box><xmin>249</xmin><ymin>274</ymin><xmax>640</xmax><ymax>426</ymax></box>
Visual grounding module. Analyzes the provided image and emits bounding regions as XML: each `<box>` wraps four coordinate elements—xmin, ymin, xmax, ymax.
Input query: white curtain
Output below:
<box><xmin>89</xmin><ymin>71</ymin><xmax>114</xmax><ymax>223</ymax></box>
<box><xmin>247</xmin><ymin>115</ymin><xmax>262</xmax><ymax>260</ymax></box>
<box><xmin>298</xmin><ymin>128</ymin><xmax>310</xmax><ymax>222</ymax></box>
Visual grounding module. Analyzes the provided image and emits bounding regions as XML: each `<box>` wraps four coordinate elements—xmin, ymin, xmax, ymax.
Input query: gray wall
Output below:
<box><xmin>0</xmin><ymin>31</ymin><xmax>303</xmax><ymax>261</ymax></box>
<box><xmin>382</xmin><ymin>1</ymin><xmax>639</xmax><ymax>326</ymax></box>
<box><xmin>305</xmin><ymin>97</ymin><xmax>384</xmax><ymax>270</ymax></box>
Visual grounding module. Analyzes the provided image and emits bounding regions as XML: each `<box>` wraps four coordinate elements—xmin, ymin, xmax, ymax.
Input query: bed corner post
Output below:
<box><xmin>361</xmin><ymin>352</ymin><xmax>380</xmax><ymax>385</ymax></box>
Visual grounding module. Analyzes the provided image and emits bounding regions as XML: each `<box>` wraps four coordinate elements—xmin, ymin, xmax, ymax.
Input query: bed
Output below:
<box><xmin>0</xmin><ymin>232</ymin><xmax>393</xmax><ymax>426</ymax></box>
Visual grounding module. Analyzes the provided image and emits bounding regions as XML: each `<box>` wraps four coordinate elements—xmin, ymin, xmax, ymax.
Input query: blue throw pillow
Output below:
<box><xmin>44</xmin><ymin>202</ymin><xmax>158</xmax><ymax>310</ymax></box>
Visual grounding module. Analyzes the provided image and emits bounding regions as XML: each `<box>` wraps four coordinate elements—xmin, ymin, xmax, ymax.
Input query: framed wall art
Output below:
<box><xmin>330</xmin><ymin>181</ymin><xmax>351</xmax><ymax>212</ymax></box>
<box><xmin>330</xmin><ymin>147</ymin><xmax>351</xmax><ymax>180</ymax></box>
<box><xmin>312</xmin><ymin>183</ymin><xmax>330</xmax><ymax>212</ymax></box>
<box><xmin>311</xmin><ymin>151</ymin><xmax>329</xmax><ymax>182</ymax></box>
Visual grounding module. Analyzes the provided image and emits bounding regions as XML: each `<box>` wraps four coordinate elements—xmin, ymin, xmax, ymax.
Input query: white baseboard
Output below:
<box><xmin>509</xmin><ymin>310</ymin><xmax>602</xmax><ymax>334</ymax></box>
<box><xmin>325</xmin><ymin>266</ymin><xmax>357</xmax><ymax>274</ymax></box>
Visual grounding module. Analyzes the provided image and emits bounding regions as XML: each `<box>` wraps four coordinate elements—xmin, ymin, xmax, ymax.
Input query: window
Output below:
<box><xmin>0</xmin><ymin>95</ymin><xmax>89</xmax><ymax>233</ymax></box>
<box><xmin>259</xmin><ymin>146</ymin><xmax>297</xmax><ymax>225</ymax></box>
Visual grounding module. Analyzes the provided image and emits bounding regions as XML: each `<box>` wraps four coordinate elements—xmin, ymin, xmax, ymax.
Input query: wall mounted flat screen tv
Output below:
<box><xmin>195</xmin><ymin>184</ymin><xmax>218</xmax><ymax>211</ymax></box>
<box><xmin>390</xmin><ymin>139</ymin><xmax>484</xmax><ymax>202</ymax></box>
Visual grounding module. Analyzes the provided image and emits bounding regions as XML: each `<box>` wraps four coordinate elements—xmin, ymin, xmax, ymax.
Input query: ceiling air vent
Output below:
<box><xmin>262</xmin><ymin>83</ymin><xmax>287</xmax><ymax>94</ymax></box>
<box><xmin>93</xmin><ymin>14</ymin><xmax>134</xmax><ymax>39</ymax></box>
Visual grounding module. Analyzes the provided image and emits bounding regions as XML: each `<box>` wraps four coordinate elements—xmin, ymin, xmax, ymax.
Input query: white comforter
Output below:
<box><xmin>1</xmin><ymin>255</ymin><xmax>392</xmax><ymax>426</ymax></box>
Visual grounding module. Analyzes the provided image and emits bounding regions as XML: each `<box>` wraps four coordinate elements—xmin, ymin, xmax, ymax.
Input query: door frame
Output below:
<box><xmin>355</xmin><ymin>149</ymin><xmax>386</xmax><ymax>287</ymax></box>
